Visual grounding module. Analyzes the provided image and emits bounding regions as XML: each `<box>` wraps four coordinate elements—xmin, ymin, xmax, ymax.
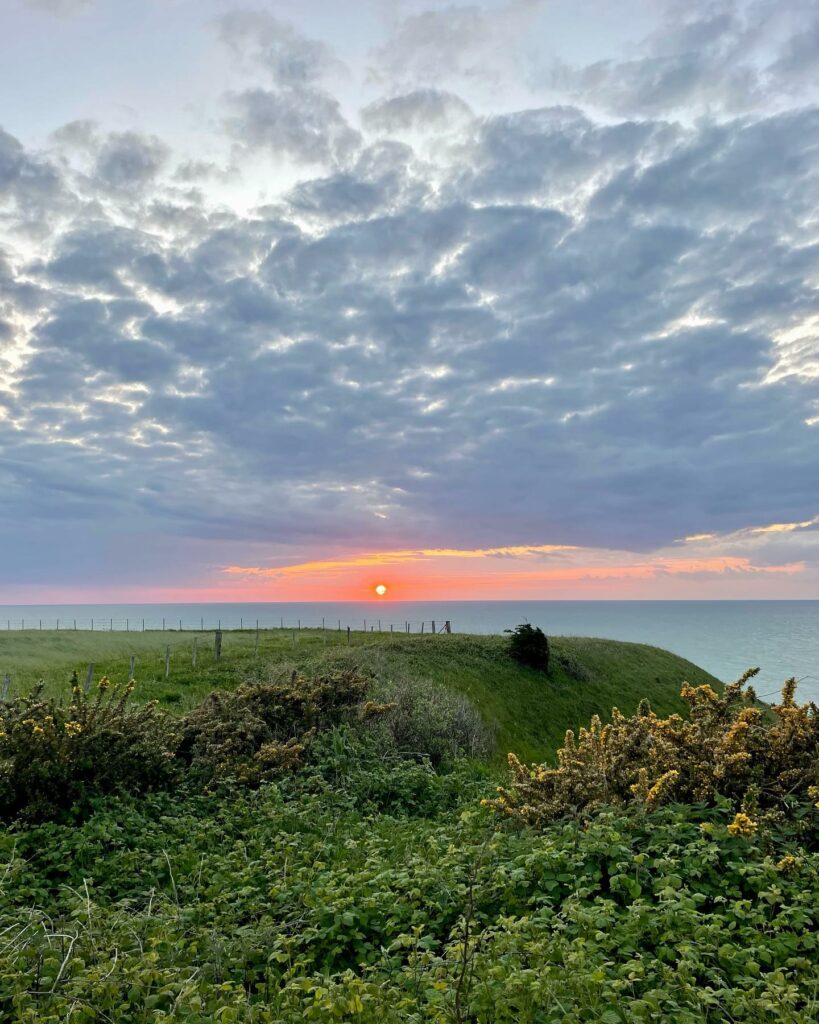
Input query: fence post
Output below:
<box><xmin>192</xmin><ymin>636</ymin><xmax>197</xmax><ymax>667</ymax></box>
<box><xmin>254</xmin><ymin>623</ymin><xmax>259</xmax><ymax>655</ymax></box>
<box><xmin>179</xmin><ymin>619</ymin><xmax>182</xmax><ymax>632</ymax></box>
<box><xmin>432</xmin><ymin>620</ymin><xmax>436</xmax><ymax>635</ymax></box>
<box><xmin>126</xmin><ymin>619</ymin><xmax>129</xmax><ymax>632</ymax></box>
<box><xmin>445</xmin><ymin>621</ymin><xmax>451</xmax><ymax>633</ymax></box>
<box><xmin>91</xmin><ymin>619</ymin><xmax>93</xmax><ymax>631</ymax></box>
<box><xmin>110</xmin><ymin>618</ymin><xmax>113</xmax><ymax>631</ymax></box>
<box><xmin>129</xmin><ymin>655</ymin><xmax>135</xmax><ymax>678</ymax></box>
<box><xmin>84</xmin><ymin>663</ymin><xmax>95</xmax><ymax>694</ymax></box>
<box><xmin>390</xmin><ymin>624</ymin><xmax>393</xmax><ymax>633</ymax></box>
<box><xmin>1</xmin><ymin>674</ymin><xmax>10</xmax><ymax>700</ymax></box>
<box><xmin>165</xmin><ymin>646</ymin><xmax>171</xmax><ymax>678</ymax></box>
<box><xmin>214</xmin><ymin>630</ymin><xmax>222</xmax><ymax>661</ymax></box>
<box><xmin>57</xmin><ymin>620</ymin><xmax>59</xmax><ymax>631</ymax></box>
<box><xmin>143</xmin><ymin>619</ymin><xmax>145</xmax><ymax>631</ymax></box>
<box><xmin>347</xmin><ymin>626</ymin><xmax>351</xmax><ymax>646</ymax></box>
<box><xmin>378</xmin><ymin>620</ymin><xmax>381</xmax><ymax>631</ymax></box>
<box><xmin>201</xmin><ymin>617</ymin><xmax>204</xmax><ymax>631</ymax></box>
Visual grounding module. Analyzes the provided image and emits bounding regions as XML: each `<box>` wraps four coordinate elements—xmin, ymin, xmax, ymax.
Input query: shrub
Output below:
<box><xmin>505</xmin><ymin>623</ymin><xmax>550</xmax><ymax>672</ymax></box>
<box><xmin>485</xmin><ymin>670</ymin><xmax>819</xmax><ymax>828</ymax></box>
<box><xmin>176</xmin><ymin>669</ymin><xmax>381</xmax><ymax>783</ymax></box>
<box><xmin>369</xmin><ymin>676</ymin><xmax>493</xmax><ymax>765</ymax></box>
<box><xmin>0</xmin><ymin>677</ymin><xmax>176</xmax><ymax>822</ymax></box>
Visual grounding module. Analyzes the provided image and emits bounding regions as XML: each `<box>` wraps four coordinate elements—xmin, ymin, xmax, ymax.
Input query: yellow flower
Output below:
<box><xmin>64</xmin><ymin>721</ymin><xmax>83</xmax><ymax>736</ymax></box>
<box><xmin>776</xmin><ymin>854</ymin><xmax>799</xmax><ymax>874</ymax></box>
<box><xmin>727</xmin><ymin>812</ymin><xmax>757</xmax><ymax>837</ymax></box>
<box><xmin>98</xmin><ymin>675</ymin><xmax>111</xmax><ymax>691</ymax></box>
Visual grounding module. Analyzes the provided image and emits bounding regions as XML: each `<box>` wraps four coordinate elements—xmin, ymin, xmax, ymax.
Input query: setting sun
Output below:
<box><xmin>374</xmin><ymin>583</ymin><xmax>388</xmax><ymax>596</ymax></box>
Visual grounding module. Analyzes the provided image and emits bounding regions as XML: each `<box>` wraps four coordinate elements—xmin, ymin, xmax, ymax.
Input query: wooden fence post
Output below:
<box><xmin>129</xmin><ymin>655</ymin><xmax>135</xmax><ymax>679</ymax></box>
<box><xmin>214</xmin><ymin>630</ymin><xmax>222</xmax><ymax>661</ymax></box>
<box><xmin>347</xmin><ymin>626</ymin><xmax>351</xmax><ymax>646</ymax></box>
<box><xmin>254</xmin><ymin>624</ymin><xmax>259</xmax><ymax>655</ymax></box>
<box><xmin>165</xmin><ymin>646</ymin><xmax>171</xmax><ymax>678</ymax></box>
<box><xmin>432</xmin><ymin>620</ymin><xmax>436</xmax><ymax>634</ymax></box>
<box><xmin>420</xmin><ymin>621</ymin><xmax>425</xmax><ymax>633</ymax></box>
<box><xmin>1</xmin><ymin>674</ymin><xmax>10</xmax><ymax>700</ymax></box>
<box><xmin>192</xmin><ymin>637</ymin><xmax>197</xmax><ymax>667</ymax></box>
<box><xmin>445</xmin><ymin>621</ymin><xmax>451</xmax><ymax>633</ymax></box>
<box><xmin>84</xmin><ymin>663</ymin><xmax>95</xmax><ymax>693</ymax></box>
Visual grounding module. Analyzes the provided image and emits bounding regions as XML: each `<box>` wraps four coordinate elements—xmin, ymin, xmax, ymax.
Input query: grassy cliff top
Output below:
<box><xmin>0</xmin><ymin>628</ymin><xmax>719</xmax><ymax>763</ymax></box>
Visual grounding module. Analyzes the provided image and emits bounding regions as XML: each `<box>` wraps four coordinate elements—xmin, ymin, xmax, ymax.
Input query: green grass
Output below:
<box><xmin>0</xmin><ymin>628</ymin><xmax>719</xmax><ymax>763</ymax></box>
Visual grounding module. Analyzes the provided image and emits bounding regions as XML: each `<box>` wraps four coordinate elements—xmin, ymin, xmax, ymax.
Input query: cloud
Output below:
<box><xmin>544</xmin><ymin>0</ymin><xmax>819</xmax><ymax>117</ymax></box>
<box><xmin>224</xmin><ymin>87</ymin><xmax>361</xmax><ymax>166</ymax></box>
<box><xmin>216</xmin><ymin>10</ymin><xmax>360</xmax><ymax>168</ymax></box>
<box><xmin>2</xmin><ymin>3</ymin><xmax>819</xmax><ymax>596</ymax></box>
<box><xmin>93</xmin><ymin>131</ymin><xmax>170</xmax><ymax>192</ymax></box>
<box><xmin>371</xmin><ymin>1</ymin><xmax>546</xmax><ymax>89</ymax></box>
<box><xmin>361</xmin><ymin>89</ymin><xmax>473</xmax><ymax>133</ymax></box>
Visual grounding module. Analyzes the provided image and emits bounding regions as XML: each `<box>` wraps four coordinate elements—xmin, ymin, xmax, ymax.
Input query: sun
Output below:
<box><xmin>374</xmin><ymin>583</ymin><xmax>388</xmax><ymax>596</ymax></box>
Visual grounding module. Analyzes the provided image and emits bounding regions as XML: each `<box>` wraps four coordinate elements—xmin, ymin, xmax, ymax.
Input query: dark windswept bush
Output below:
<box><xmin>175</xmin><ymin>669</ymin><xmax>383</xmax><ymax>784</ymax></box>
<box><xmin>486</xmin><ymin>670</ymin><xmax>819</xmax><ymax>831</ymax></box>
<box><xmin>505</xmin><ymin>623</ymin><xmax>550</xmax><ymax>672</ymax></box>
<box><xmin>369</xmin><ymin>676</ymin><xmax>493</xmax><ymax>765</ymax></box>
<box><xmin>0</xmin><ymin>678</ymin><xmax>176</xmax><ymax>822</ymax></box>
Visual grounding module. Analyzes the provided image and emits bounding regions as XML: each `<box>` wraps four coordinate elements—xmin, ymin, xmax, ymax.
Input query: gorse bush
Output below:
<box><xmin>0</xmin><ymin>669</ymin><xmax>388</xmax><ymax>819</ymax></box>
<box><xmin>487</xmin><ymin>670</ymin><xmax>819</xmax><ymax>828</ymax></box>
<box><xmin>175</xmin><ymin>669</ymin><xmax>387</xmax><ymax>784</ymax></box>
<box><xmin>505</xmin><ymin>623</ymin><xmax>550</xmax><ymax>672</ymax></box>
<box><xmin>0</xmin><ymin>677</ymin><xmax>175</xmax><ymax>821</ymax></box>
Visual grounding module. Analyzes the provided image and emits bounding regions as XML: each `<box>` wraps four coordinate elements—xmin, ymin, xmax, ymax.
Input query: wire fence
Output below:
<box><xmin>1</xmin><ymin>617</ymin><xmax>452</xmax><ymax>634</ymax></box>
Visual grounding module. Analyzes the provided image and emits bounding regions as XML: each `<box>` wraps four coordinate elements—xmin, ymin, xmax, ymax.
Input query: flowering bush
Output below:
<box><xmin>485</xmin><ymin>670</ymin><xmax>819</xmax><ymax>828</ymax></box>
<box><xmin>0</xmin><ymin>677</ymin><xmax>176</xmax><ymax>821</ymax></box>
<box><xmin>175</xmin><ymin>669</ymin><xmax>383</xmax><ymax>784</ymax></box>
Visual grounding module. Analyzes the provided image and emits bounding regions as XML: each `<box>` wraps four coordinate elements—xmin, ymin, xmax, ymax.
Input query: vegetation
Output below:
<box><xmin>1</xmin><ymin>632</ymin><xmax>816</xmax><ymax>1021</ymax></box>
<box><xmin>487</xmin><ymin>670</ymin><xmax>819</xmax><ymax>829</ymax></box>
<box><xmin>505</xmin><ymin>623</ymin><xmax>550</xmax><ymax>672</ymax></box>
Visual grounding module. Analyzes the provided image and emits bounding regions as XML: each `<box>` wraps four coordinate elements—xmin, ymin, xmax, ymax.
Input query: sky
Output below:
<box><xmin>1</xmin><ymin>0</ymin><xmax>818</xmax><ymax>603</ymax></box>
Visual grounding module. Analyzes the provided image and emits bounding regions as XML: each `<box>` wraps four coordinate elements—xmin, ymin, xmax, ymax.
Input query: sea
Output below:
<box><xmin>1</xmin><ymin>600</ymin><xmax>817</xmax><ymax>704</ymax></box>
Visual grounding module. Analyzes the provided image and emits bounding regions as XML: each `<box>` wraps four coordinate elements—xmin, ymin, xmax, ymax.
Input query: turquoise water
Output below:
<box><xmin>0</xmin><ymin>600</ymin><xmax>816</xmax><ymax>703</ymax></box>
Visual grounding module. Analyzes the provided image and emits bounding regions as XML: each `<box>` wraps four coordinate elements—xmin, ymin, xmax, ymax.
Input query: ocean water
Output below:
<box><xmin>0</xmin><ymin>600</ymin><xmax>816</xmax><ymax>703</ymax></box>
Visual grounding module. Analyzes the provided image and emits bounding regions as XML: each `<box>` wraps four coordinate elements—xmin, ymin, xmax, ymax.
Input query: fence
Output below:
<box><xmin>1</xmin><ymin>617</ymin><xmax>452</xmax><ymax>634</ymax></box>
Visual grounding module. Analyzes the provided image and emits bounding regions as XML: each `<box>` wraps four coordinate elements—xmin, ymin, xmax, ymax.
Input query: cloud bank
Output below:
<box><xmin>1</xmin><ymin>0</ymin><xmax>818</xmax><ymax>598</ymax></box>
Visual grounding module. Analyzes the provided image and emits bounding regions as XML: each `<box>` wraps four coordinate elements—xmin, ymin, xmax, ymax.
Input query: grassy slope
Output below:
<box><xmin>0</xmin><ymin>629</ymin><xmax>719</xmax><ymax>763</ymax></box>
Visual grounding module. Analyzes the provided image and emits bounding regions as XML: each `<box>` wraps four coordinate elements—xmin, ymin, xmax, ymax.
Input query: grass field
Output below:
<box><xmin>0</xmin><ymin>628</ymin><xmax>719</xmax><ymax>762</ymax></box>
